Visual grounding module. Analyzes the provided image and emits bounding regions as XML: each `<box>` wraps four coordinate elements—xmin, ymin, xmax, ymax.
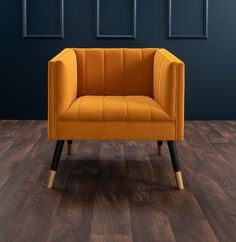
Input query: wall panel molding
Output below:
<box><xmin>22</xmin><ymin>0</ymin><xmax>64</xmax><ymax>39</ymax></box>
<box><xmin>95</xmin><ymin>0</ymin><xmax>137</xmax><ymax>39</ymax></box>
<box><xmin>168</xmin><ymin>0</ymin><xmax>208</xmax><ymax>39</ymax></box>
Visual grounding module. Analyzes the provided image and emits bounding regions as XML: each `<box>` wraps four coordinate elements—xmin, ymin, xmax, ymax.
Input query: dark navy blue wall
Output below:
<box><xmin>0</xmin><ymin>0</ymin><xmax>236</xmax><ymax>120</ymax></box>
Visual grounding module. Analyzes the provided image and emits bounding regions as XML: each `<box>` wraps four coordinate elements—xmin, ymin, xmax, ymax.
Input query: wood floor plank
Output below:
<box><xmin>193</xmin><ymin>121</ymin><xmax>229</xmax><ymax>144</ymax></box>
<box><xmin>129</xmin><ymin>200</ymin><xmax>176</xmax><ymax>242</ymax></box>
<box><xmin>46</xmin><ymin>141</ymin><xmax>99</xmax><ymax>242</ymax></box>
<box><xmin>178</xmin><ymin>139</ymin><xmax>236</xmax><ymax>242</ymax></box>
<box><xmin>211</xmin><ymin>121</ymin><xmax>236</xmax><ymax>143</ymax></box>
<box><xmin>46</xmin><ymin>174</ymin><xmax>97</xmax><ymax>242</ymax></box>
<box><xmin>0</xmin><ymin>121</ymin><xmax>236</xmax><ymax>242</ymax></box>
<box><xmin>125</xmin><ymin>143</ymin><xmax>176</xmax><ymax>242</ymax></box>
<box><xmin>6</xmin><ymin>187</ymin><xmax>62</xmax><ymax>242</ymax></box>
<box><xmin>90</xmin><ymin>235</ymin><xmax>132</xmax><ymax>242</ymax></box>
<box><xmin>91</xmin><ymin>142</ymin><xmax>132</xmax><ymax>237</ymax></box>
<box><xmin>184</xmin><ymin>123</ymin><xmax>236</xmax><ymax>200</ymax></box>
<box><xmin>150</xmin><ymin>150</ymin><xmax>219</xmax><ymax>242</ymax></box>
<box><xmin>125</xmin><ymin>142</ymin><xmax>156</xmax><ymax>202</ymax></box>
<box><xmin>0</xmin><ymin>121</ymin><xmax>46</xmax><ymax>188</ymax></box>
<box><xmin>0</xmin><ymin>181</ymin><xmax>33</xmax><ymax>240</ymax></box>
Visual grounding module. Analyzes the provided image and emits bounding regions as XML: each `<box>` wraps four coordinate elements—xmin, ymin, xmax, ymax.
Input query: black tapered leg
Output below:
<box><xmin>167</xmin><ymin>141</ymin><xmax>184</xmax><ymax>190</ymax></box>
<box><xmin>67</xmin><ymin>140</ymin><xmax>73</xmax><ymax>154</ymax></box>
<box><xmin>157</xmin><ymin>141</ymin><xmax>163</xmax><ymax>155</ymax></box>
<box><xmin>47</xmin><ymin>140</ymin><xmax>64</xmax><ymax>189</ymax></box>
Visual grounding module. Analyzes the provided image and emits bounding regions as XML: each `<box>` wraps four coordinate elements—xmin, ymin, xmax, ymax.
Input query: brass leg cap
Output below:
<box><xmin>175</xmin><ymin>171</ymin><xmax>184</xmax><ymax>190</ymax></box>
<box><xmin>158</xmin><ymin>145</ymin><xmax>162</xmax><ymax>156</ymax></box>
<box><xmin>47</xmin><ymin>170</ymin><xmax>56</xmax><ymax>189</ymax></box>
<box><xmin>67</xmin><ymin>143</ymin><xmax>72</xmax><ymax>155</ymax></box>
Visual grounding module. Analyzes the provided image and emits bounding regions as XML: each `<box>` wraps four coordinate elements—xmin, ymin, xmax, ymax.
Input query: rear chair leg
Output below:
<box><xmin>157</xmin><ymin>141</ymin><xmax>163</xmax><ymax>155</ymax></box>
<box><xmin>167</xmin><ymin>141</ymin><xmax>184</xmax><ymax>190</ymax></box>
<box><xmin>67</xmin><ymin>140</ymin><xmax>73</xmax><ymax>154</ymax></box>
<box><xmin>47</xmin><ymin>140</ymin><xmax>64</xmax><ymax>189</ymax></box>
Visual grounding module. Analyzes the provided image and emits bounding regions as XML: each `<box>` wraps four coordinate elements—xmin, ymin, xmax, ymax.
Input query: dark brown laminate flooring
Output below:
<box><xmin>0</xmin><ymin>120</ymin><xmax>235</xmax><ymax>242</ymax></box>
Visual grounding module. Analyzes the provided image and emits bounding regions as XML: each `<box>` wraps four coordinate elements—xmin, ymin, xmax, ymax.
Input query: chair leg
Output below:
<box><xmin>47</xmin><ymin>140</ymin><xmax>64</xmax><ymax>189</ymax></box>
<box><xmin>67</xmin><ymin>140</ymin><xmax>73</xmax><ymax>154</ymax></box>
<box><xmin>157</xmin><ymin>141</ymin><xmax>163</xmax><ymax>155</ymax></box>
<box><xmin>167</xmin><ymin>141</ymin><xmax>184</xmax><ymax>190</ymax></box>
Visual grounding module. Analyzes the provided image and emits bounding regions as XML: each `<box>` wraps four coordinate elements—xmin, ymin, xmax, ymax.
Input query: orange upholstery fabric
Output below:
<box><xmin>153</xmin><ymin>49</ymin><xmax>185</xmax><ymax>139</ymax></box>
<box><xmin>74</xmin><ymin>48</ymin><xmax>156</xmax><ymax>97</ymax></box>
<box><xmin>48</xmin><ymin>48</ymin><xmax>185</xmax><ymax>141</ymax></box>
<box><xmin>56</xmin><ymin>121</ymin><xmax>175</xmax><ymax>141</ymax></box>
<box><xmin>48</xmin><ymin>49</ymin><xmax>77</xmax><ymax>138</ymax></box>
<box><xmin>60</xmin><ymin>96</ymin><xmax>171</xmax><ymax>121</ymax></box>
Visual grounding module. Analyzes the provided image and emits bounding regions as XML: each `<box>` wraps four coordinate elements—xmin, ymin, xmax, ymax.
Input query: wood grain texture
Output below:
<box><xmin>0</xmin><ymin>120</ymin><xmax>235</xmax><ymax>242</ymax></box>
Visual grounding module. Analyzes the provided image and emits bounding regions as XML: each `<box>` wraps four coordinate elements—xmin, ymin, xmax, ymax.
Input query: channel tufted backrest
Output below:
<box><xmin>74</xmin><ymin>48</ymin><xmax>157</xmax><ymax>97</ymax></box>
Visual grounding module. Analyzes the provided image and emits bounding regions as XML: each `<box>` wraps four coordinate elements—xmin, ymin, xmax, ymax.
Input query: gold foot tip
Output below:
<box><xmin>178</xmin><ymin>184</ymin><xmax>184</xmax><ymax>190</ymax></box>
<box><xmin>47</xmin><ymin>170</ymin><xmax>56</xmax><ymax>189</ymax></box>
<box><xmin>175</xmin><ymin>171</ymin><xmax>184</xmax><ymax>190</ymax></box>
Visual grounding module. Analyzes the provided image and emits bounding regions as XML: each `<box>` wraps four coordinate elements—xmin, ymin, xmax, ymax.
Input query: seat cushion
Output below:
<box><xmin>60</xmin><ymin>96</ymin><xmax>171</xmax><ymax>121</ymax></box>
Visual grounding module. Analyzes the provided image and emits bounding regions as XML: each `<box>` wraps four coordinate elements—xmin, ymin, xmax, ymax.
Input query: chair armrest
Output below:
<box><xmin>153</xmin><ymin>49</ymin><xmax>185</xmax><ymax>140</ymax></box>
<box><xmin>48</xmin><ymin>48</ymin><xmax>77</xmax><ymax>139</ymax></box>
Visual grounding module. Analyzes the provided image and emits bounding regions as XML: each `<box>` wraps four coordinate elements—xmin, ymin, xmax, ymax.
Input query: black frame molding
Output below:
<box><xmin>22</xmin><ymin>0</ymin><xmax>64</xmax><ymax>39</ymax></box>
<box><xmin>168</xmin><ymin>0</ymin><xmax>209</xmax><ymax>39</ymax></box>
<box><xmin>95</xmin><ymin>0</ymin><xmax>137</xmax><ymax>39</ymax></box>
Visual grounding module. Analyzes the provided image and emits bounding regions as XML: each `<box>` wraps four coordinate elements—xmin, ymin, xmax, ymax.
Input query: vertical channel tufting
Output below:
<box><xmin>157</xmin><ymin>54</ymin><xmax>167</xmax><ymax>106</ymax></box>
<box><xmin>84</xmin><ymin>49</ymin><xmax>87</xmax><ymax>95</ymax></box>
<box><xmin>74</xmin><ymin>48</ymin><xmax>86</xmax><ymax>97</ymax></box>
<box><xmin>140</xmin><ymin>49</ymin><xmax>143</xmax><ymax>95</ymax></box>
<box><xmin>103</xmin><ymin>49</ymin><xmax>105</xmax><ymax>95</ymax></box>
<box><xmin>159</xmin><ymin>58</ymin><xmax>167</xmax><ymax>107</ymax></box>
<box><xmin>143</xmin><ymin>49</ymin><xmax>156</xmax><ymax>97</ymax></box>
<box><xmin>141</xmin><ymin>49</ymin><xmax>144</xmax><ymax>95</ymax></box>
<box><xmin>104</xmin><ymin>49</ymin><xmax>123</xmax><ymax>95</ymax></box>
<box><xmin>75</xmin><ymin>48</ymin><xmax>157</xmax><ymax>96</ymax></box>
<box><xmin>123</xmin><ymin>49</ymin><xmax>126</xmax><ymax>95</ymax></box>
<box><xmin>158</xmin><ymin>56</ymin><xmax>164</xmax><ymax>104</ymax></box>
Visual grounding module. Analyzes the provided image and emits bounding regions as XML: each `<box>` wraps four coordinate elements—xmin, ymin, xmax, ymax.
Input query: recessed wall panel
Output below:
<box><xmin>168</xmin><ymin>0</ymin><xmax>208</xmax><ymax>39</ymax></box>
<box><xmin>96</xmin><ymin>0</ymin><xmax>137</xmax><ymax>39</ymax></box>
<box><xmin>22</xmin><ymin>0</ymin><xmax>64</xmax><ymax>38</ymax></box>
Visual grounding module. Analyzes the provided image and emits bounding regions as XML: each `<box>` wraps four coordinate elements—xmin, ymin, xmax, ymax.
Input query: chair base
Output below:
<box><xmin>47</xmin><ymin>140</ymin><xmax>184</xmax><ymax>190</ymax></box>
<box><xmin>175</xmin><ymin>171</ymin><xmax>184</xmax><ymax>190</ymax></box>
<box><xmin>47</xmin><ymin>170</ymin><xmax>56</xmax><ymax>189</ymax></box>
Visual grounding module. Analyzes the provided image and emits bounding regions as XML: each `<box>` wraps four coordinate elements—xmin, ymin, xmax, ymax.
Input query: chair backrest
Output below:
<box><xmin>74</xmin><ymin>48</ymin><xmax>157</xmax><ymax>97</ymax></box>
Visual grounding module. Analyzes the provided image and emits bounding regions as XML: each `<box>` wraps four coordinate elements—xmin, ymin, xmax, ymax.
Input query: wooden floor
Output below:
<box><xmin>0</xmin><ymin>121</ymin><xmax>235</xmax><ymax>242</ymax></box>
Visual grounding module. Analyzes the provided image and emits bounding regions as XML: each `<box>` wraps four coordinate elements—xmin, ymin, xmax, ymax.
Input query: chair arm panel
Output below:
<box><xmin>153</xmin><ymin>49</ymin><xmax>185</xmax><ymax>140</ymax></box>
<box><xmin>48</xmin><ymin>48</ymin><xmax>77</xmax><ymax>139</ymax></box>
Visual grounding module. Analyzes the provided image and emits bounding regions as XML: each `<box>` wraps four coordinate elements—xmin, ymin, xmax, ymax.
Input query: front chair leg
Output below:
<box><xmin>167</xmin><ymin>141</ymin><xmax>184</xmax><ymax>190</ymax></box>
<box><xmin>157</xmin><ymin>141</ymin><xmax>163</xmax><ymax>155</ymax></box>
<box><xmin>47</xmin><ymin>140</ymin><xmax>65</xmax><ymax>189</ymax></box>
<box><xmin>67</xmin><ymin>140</ymin><xmax>73</xmax><ymax>154</ymax></box>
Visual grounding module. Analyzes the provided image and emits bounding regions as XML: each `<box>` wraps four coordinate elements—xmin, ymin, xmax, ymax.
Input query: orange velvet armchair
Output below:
<box><xmin>48</xmin><ymin>48</ymin><xmax>185</xmax><ymax>190</ymax></box>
